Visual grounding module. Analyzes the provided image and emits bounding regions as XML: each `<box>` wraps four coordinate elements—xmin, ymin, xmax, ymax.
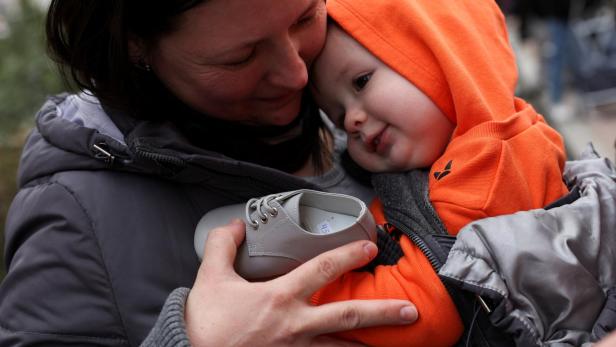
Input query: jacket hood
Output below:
<box><xmin>18</xmin><ymin>93</ymin><xmax>315</xmax><ymax>199</ymax></box>
<box><xmin>327</xmin><ymin>0</ymin><xmax>521</xmax><ymax>136</ymax></box>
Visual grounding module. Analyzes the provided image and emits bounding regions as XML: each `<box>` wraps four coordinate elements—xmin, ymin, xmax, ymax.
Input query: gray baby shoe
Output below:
<box><xmin>194</xmin><ymin>189</ymin><xmax>376</xmax><ymax>280</ymax></box>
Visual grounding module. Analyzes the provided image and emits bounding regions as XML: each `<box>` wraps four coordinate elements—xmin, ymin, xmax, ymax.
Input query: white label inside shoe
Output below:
<box><xmin>317</xmin><ymin>221</ymin><xmax>333</xmax><ymax>234</ymax></box>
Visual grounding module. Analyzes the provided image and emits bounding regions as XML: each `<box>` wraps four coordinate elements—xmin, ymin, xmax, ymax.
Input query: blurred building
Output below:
<box><xmin>502</xmin><ymin>0</ymin><xmax>616</xmax><ymax>161</ymax></box>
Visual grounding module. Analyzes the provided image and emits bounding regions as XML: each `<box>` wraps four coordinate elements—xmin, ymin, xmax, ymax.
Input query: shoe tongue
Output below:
<box><xmin>279</xmin><ymin>192</ymin><xmax>304</xmax><ymax>225</ymax></box>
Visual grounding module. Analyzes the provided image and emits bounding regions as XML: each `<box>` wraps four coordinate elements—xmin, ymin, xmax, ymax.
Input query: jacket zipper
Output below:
<box><xmin>92</xmin><ymin>143</ymin><xmax>116</xmax><ymax>168</ymax></box>
<box><xmin>385</xmin><ymin>218</ymin><xmax>443</xmax><ymax>271</ymax></box>
<box><xmin>134</xmin><ymin>148</ymin><xmax>186</xmax><ymax>167</ymax></box>
<box><xmin>92</xmin><ymin>143</ymin><xmax>187</xmax><ymax>171</ymax></box>
<box><xmin>385</xmin><ymin>217</ymin><xmax>492</xmax><ymax>314</ymax></box>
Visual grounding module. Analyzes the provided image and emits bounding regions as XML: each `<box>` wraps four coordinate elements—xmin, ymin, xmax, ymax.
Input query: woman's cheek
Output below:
<box><xmin>195</xmin><ymin>66</ymin><xmax>264</xmax><ymax>100</ymax></box>
<box><xmin>299</xmin><ymin>10</ymin><xmax>327</xmax><ymax>66</ymax></box>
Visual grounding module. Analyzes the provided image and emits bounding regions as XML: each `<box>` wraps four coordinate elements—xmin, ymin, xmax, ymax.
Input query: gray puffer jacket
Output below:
<box><xmin>439</xmin><ymin>145</ymin><xmax>616</xmax><ymax>346</ymax></box>
<box><xmin>370</xmin><ymin>144</ymin><xmax>615</xmax><ymax>347</ymax></box>
<box><xmin>0</xmin><ymin>93</ymin><xmax>371</xmax><ymax>346</ymax></box>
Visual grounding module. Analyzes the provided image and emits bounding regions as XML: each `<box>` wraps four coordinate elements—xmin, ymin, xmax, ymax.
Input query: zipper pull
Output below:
<box><xmin>476</xmin><ymin>294</ymin><xmax>492</xmax><ymax>314</ymax></box>
<box><xmin>92</xmin><ymin>143</ymin><xmax>115</xmax><ymax>168</ymax></box>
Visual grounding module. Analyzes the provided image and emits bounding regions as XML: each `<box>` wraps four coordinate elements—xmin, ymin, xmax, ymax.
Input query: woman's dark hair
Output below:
<box><xmin>46</xmin><ymin>0</ymin><xmax>204</xmax><ymax>118</ymax></box>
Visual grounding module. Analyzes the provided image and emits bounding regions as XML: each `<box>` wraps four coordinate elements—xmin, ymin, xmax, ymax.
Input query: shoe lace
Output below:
<box><xmin>245</xmin><ymin>191</ymin><xmax>294</xmax><ymax>229</ymax></box>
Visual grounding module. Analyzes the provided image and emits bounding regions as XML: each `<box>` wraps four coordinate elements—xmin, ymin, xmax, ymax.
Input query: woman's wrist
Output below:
<box><xmin>141</xmin><ymin>287</ymin><xmax>191</xmax><ymax>347</ymax></box>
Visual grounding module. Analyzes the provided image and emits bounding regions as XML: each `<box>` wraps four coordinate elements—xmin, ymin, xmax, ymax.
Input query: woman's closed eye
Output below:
<box><xmin>353</xmin><ymin>73</ymin><xmax>372</xmax><ymax>91</ymax></box>
<box><xmin>294</xmin><ymin>0</ymin><xmax>323</xmax><ymax>29</ymax></box>
<box><xmin>223</xmin><ymin>47</ymin><xmax>257</xmax><ymax>67</ymax></box>
<box><xmin>295</xmin><ymin>13</ymin><xmax>316</xmax><ymax>27</ymax></box>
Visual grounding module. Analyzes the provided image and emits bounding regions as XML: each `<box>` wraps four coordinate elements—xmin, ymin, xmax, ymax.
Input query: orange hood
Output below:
<box><xmin>328</xmin><ymin>0</ymin><xmax>569</xmax><ymax>235</ymax></box>
<box><xmin>327</xmin><ymin>0</ymin><xmax>520</xmax><ymax>136</ymax></box>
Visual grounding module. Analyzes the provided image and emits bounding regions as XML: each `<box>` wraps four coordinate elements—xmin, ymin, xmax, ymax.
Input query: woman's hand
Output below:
<box><xmin>186</xmin><ymin>219</ymin><xmax>418</xmax><ymax>347</ymax></box>
<box><xmin>595</xmin><ymin>331</ymin><xmax>616</xmax><ymax>347</ymax></box>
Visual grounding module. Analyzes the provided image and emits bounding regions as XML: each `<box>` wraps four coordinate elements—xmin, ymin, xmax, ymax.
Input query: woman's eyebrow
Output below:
<box><xmin>202</xmin><ymin>0</ymin><xmax>321</xmax><ymax>60</ymax></box>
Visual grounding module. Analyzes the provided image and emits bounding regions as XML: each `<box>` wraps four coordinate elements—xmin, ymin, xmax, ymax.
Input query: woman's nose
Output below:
<box><xmin>267</xmin><ymin>35</ymin><xmax>308</xmax><ymax>90</ymax></box>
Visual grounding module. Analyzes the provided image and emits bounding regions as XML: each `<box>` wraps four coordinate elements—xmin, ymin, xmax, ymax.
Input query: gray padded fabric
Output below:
<box><xmin>440</xmin><ymin>144</ymin><xmax>616</xmax><ymax>346</ymax></box>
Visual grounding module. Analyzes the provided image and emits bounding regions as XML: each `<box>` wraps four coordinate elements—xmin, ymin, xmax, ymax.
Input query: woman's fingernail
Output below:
<box><xmin>230</xmin><ymin>218</ymin><xmax>243</xmax><ymax>225</ymax></box>
<box><xmin>400</xmin><ymin>305</ymin><xmax>418</xmax><ymax>322</ymax></box>
<box><xmin>363</xmin><ymin>242</ymin><xmax>377</xmax><ymax>259</ymax></box>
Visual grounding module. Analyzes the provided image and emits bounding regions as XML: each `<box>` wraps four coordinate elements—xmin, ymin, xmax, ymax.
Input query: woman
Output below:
<box><xmin>0</xmin><ymin>0</ymin><xmax>417</xmax><ymax>346</ymax></box>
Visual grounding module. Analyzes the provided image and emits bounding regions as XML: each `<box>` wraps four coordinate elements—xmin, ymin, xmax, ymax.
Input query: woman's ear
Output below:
<box><xmin>128</xmin><ymin>34</ymin><xmax>151</xmax><ymax>71</ymax></box>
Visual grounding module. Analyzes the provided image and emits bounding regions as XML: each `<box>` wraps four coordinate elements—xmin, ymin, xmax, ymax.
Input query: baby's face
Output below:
<box><xmin>311</xmin><ymin>25</ymin><xmax>454</xmax><ymax>172</ymax></box>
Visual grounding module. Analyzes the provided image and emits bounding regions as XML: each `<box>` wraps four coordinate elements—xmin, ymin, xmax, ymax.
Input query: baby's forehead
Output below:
<box><xmin>312</xmin><ymin>24</ymin><xmax>357</xmax><ymax>78</ymax></box>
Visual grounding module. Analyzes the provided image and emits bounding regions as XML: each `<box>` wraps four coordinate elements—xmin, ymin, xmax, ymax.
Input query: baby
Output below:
<box><xmin>308</xmin><ymin>0</ymin><xmax>569</xmax><ymax>346</ymax></box>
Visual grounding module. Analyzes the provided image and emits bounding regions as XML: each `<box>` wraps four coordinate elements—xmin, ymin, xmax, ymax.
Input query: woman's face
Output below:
<box><xmin>147</xmin><ymin>0</ymin><xmax>327</xmax><ymax>126</ymax></box>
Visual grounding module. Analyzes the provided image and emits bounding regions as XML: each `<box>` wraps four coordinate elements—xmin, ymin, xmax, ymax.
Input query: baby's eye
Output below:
<box><xmin>353</xmin><ymin>73</ymin><xmax>372</xmax><ymax>91</ymax></box>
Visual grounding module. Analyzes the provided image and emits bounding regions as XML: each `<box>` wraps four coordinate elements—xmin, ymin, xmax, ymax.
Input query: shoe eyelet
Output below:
<box><xmin>252</xmin><ymin>220</ymin><xmax>259</xmax><ymax>229</ymax></box>
<box><xmin>260</xmin><ymin>216</ymin><xmax>268</xmax><ymax>224</ymax></box>
<box><xmin>270</xmin><ymin>208</ymin><xmax>278</xmax><ymax>217</ymax></box>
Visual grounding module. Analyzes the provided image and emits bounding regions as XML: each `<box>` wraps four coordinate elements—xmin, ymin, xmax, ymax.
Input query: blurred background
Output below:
<box><xmin>0</xmin><ymin>0</ymin><xmax>615</xmax><ymax>280</ymax></box>
<box><xmin>499</xmin><ymin>0</ymin><xmax>616</xmax><ymax>161</ymax></box>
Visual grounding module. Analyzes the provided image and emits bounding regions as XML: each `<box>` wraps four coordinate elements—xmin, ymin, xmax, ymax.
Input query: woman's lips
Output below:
<box><xmin>258</xmin><ymin>91</ymin><xmax>301</xmax><ymax>108</ymax></box>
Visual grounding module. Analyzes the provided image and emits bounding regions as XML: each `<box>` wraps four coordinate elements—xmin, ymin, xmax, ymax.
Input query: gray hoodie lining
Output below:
<box><xmin>57</xmin><ymin>92</ymin><xmax>125</xmax><ymax>145</ymax></box>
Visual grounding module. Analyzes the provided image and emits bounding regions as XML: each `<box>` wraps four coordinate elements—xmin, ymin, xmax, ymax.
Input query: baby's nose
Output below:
<box><xmin>344</xmin><ymin>108</ymin><xmax>367</xmax><ymax>133</ymax></box>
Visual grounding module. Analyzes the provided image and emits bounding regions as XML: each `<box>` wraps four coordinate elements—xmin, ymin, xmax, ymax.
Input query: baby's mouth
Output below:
<box><xmin>372</xmin><ymin>136</ymin><xmax>381</xmax><ymax>150</ymax></box>
<box><xmin>367</xmin><ymin>127</ymin><xmax>386</xmax><ymax>153</ymax></box>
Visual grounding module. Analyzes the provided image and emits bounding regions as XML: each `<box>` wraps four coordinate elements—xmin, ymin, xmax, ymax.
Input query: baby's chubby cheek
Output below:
<box><xmin>348</xmin><ymin>142</ymin><xmax>384</xmax><ymax>173</ymax></box>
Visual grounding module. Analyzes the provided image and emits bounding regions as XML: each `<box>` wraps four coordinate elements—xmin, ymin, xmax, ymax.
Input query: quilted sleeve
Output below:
<box><xmin>1</xmin><ymin>182</ymin><xmax>129</xmax><ymax>346</ymax></box>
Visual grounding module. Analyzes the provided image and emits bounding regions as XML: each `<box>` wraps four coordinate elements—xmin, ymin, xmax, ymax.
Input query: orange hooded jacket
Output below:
<box><xmin>312</xmin><ymin>0</ymin><xmax>569</xmax><ymax>346</ymax></box>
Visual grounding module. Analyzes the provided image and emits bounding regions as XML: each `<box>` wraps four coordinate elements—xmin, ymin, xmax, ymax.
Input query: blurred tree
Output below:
<box><xmin>1</xmin><ymin>0</ymin><xmax>63</xmax><ymax>279</ymax></box>
<box><xmin>0</xmin><ymin>0</ymin><xmax>63</xmax><ymax>145</ymax></box>
<box><xmin>0</xmin><ymin>146</ymin><xmax>20</xmax><ymax>279</ymax></box>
